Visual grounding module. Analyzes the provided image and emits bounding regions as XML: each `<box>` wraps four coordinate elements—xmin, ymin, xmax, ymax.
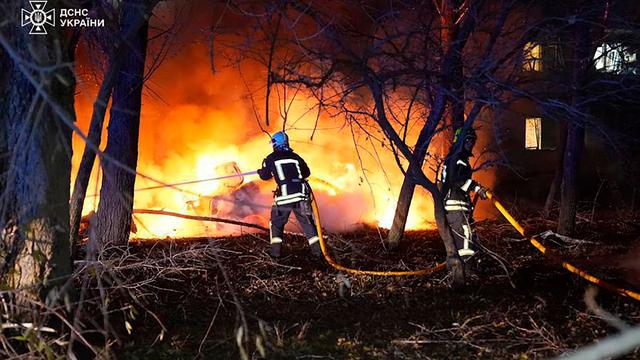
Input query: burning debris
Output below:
<box><xmin>182</xmin><ymin>161</ymin><xmax>272</xmax><ymax>230</ymax></box>
<box><xmin>193</xmin><ymin>181</ymin><xmax>270</xmax><ymax>229</ymax></box>
<box><xmin>213</xmin><ymin>161</ymin><xmax>245</xmax><ymax>189</ymax></box>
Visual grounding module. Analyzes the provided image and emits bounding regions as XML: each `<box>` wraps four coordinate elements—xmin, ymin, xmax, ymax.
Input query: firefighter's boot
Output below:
<box><xmin>270</xmin><ymin>238</ymin><xmax>282</xmax><ymax>258</ymax></box>
<box><xmin>309</xmin><ymin>236</ymin><xmax>322</xmax><ymax>257</ymax></box>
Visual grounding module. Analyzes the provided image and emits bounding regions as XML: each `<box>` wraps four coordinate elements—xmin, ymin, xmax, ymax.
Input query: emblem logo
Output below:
<box><xmin>21</xmin><ymin>1</ymin><xmax>55</xmax><ymax>35</ymax></box>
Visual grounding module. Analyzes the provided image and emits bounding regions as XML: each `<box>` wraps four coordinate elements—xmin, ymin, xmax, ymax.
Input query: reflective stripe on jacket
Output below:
<box><xmin>258</xmin><ymin>150</ymin><xmax>311</xmax><ymax>205</ymax></box>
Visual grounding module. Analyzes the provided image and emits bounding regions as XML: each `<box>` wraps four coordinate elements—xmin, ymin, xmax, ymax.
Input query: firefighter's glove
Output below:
<box><xmin>477</xmin><ymin>186</ymin><xmax>489</xmax><ymax>200</ymax></box>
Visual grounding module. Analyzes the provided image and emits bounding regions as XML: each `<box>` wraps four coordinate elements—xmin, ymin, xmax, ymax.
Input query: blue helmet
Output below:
<box><xmin>270</xmin><ymin>131</ymin><xmax>290</xmax><ymax>150</ymax></box>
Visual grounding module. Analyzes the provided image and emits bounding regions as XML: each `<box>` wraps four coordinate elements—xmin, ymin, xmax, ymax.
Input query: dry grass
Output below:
<box><xmin>1</xmin><ymin>213</ymin><xmax>639</xmax><ymax>359</ymax></box>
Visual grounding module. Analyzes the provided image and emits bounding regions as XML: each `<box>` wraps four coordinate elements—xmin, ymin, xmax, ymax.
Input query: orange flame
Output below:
<box><xmin>71</xmin><ymin>43</ymin><xmax>493</xmax><ymax>239</ymax></box>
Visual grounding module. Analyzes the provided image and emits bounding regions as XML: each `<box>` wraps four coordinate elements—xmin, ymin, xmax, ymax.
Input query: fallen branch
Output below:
<box><xmin>539</xmin><ymin>230</ymin><xmax>597</xmax><ymax>245</ymax></box>
<box><xmin>132</xmin><ymin>209</ymin><xmax>269</xmax><ymax>232</ymax></box>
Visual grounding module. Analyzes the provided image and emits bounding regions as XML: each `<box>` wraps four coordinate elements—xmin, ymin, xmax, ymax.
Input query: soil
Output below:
<box><xmin>114</xmin><ymin>212</ymin><xmax>640</xmax><ymax>359</ymax></box>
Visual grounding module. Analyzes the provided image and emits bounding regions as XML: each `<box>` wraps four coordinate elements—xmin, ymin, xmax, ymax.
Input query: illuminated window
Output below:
<box><xmin>523</xmin><ymin>42</ymin><xmax>543</xmax><ymax>71</ymax></box>
<box><xmin>525</xmin><ymin>117</ymin><xmax>542</xmax><ymax>150</ymax></box>
<box><xmin>594</xmin><ymin>43</ymin><xmax>638</xmax><ymax>74</ymax></box>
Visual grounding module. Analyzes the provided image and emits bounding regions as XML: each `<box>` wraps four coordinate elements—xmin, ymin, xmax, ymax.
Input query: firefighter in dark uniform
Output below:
<box><xmin>441</xmin><ymin>128</ymin><xmax>488</xmax><ymax>257</ymax></box>
<box><xmin>257</xmin><ymin>131</ymin><xmax>322</xmax><ymax>258</ymax></box>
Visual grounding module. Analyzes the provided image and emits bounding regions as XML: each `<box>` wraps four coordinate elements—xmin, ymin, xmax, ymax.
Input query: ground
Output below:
<box><xmin>98</xmin><ymin>211</ymin><xmax>640</xmax><ymax>359</ymax></box>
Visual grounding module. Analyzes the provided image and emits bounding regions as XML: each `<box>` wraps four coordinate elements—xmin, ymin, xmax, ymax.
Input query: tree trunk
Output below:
<box><xmin>0</xmin><ymin>21</ymin><xmax>10</xmax><ymax>196</ymax></box>
<box><xmin>385</xmin><ymin>102</ymin><xmax>463</xmax><ymax>249</ymax></box>
<box><xmin>386</xmin><ymin>178</ymin><xmax>416</xmax><ymax>248</ymax></box>
<box><xmin>0</xmin><ymin>1</ymin><xmax>76</xmax><ymax>301</ymax></box>
<box><xmin>386</xmin><ymin>0</ymin><xmax>465</xmax><ymax>249</ymax></box>
<box><xmin>69</xmin><ymin>10</ymin><xmax>151</xmax><ymax>256</ymax></box>
<box><xmin>92</xmin><ymin>0</ymin><xmax>152</xmax><ymax>251</ymax></box>
<box><xmin>367</xmin><ymin>78</ymin><xmax>465</xmax><ymax>285</ymax></box>
<box><xmin>543</xmin><ymin>165</ymin><xmax>561</xmax><ymax>217</ymax></box>
<box><xmin>543</xmin><ymin>125</ymin><xmax>567</xmax><ymax>217</ymax></box>
<box><xmin>69</xmin><ymin>69</ymin><xmax>115</xmax><ymax>256</ymax></box>
<box><xmin>557</xmin><ymin>123</ymin><xmax>584</xmax><ymax>235</ymax></box>
<box><xmin>557</xmin><ymin>19</ymin><xmax>591</xmax><ymax>236</ymax></box>
<box><xmin>384</xmin><ymin>91</ymin><xmax>446</xmax><ymax>249</ymax></box>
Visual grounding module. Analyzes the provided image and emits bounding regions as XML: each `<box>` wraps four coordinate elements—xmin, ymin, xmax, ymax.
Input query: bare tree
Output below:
<box><xmin>387</xmin><ymin>0</ymin><xmax>469</xmax><ymax>249</ymax></box>
<box><xmin>554</xmin><ymin>1</ymin><xmax>639</xmax><ymax>235</ymax></box>
<box><xmin>92</xmin><ymin>0</ymin><xmax>157</xmax><ymax>250</ymax></box>
<box><xmin>69</xmin><ymin>1</ymin><xmax>154</xmax><ymax>255</ymax></box>
<box><xmin>0</xmin><ymin>0</ymin><xmax>77</xmax><ymax>300</ymax></box>
<box><xmin>228</xmin><ymin>0</ymin><xmax>535</xmax><ymax>284</ymax></box>
<box><xmin>557</xmin><ymin>15</ymin><xmax>593</xmax><ymax>236</ymax></box>
<box><xmin>514</xmin><ymin>1</ymin><xmax>640</xmax><ymax>234</ymax></box>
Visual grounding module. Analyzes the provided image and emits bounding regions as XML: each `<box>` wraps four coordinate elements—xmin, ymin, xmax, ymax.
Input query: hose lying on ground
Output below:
<box><xmin>128</xmin><ymin>174</ymin><xmax>640</xmax><ymax>300</ymax></box>
<box><xmin>309</xmin><ymin>189</ymin><xmax>447</xmax><ymax>276</ymax></box>
<box><xmin>486</xmin><ymin>191</ymin><xmax>640</xmax><ymax>301</ymax></box>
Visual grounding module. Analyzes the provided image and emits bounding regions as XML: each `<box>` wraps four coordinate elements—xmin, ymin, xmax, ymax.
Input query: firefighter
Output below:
<box><xmin>441</xmin><ymin>128</ymin><xmax>488</xmax><ymax>258</ymax></box>
<box><xmin>257</xmin><ymin>131</ymin><xmax>322</xmax><ymax>258</ymax></box>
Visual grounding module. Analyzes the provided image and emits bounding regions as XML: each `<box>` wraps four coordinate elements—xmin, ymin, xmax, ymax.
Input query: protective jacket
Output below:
<box><xmin>441</xmin><ymin>149</ymin><xmax>481</xmax><ymax>212</ymax></box>
<box><xmin>258</xmin><ymin>149</ymin><xmax>311</xmax><ymax>205</ymax></box>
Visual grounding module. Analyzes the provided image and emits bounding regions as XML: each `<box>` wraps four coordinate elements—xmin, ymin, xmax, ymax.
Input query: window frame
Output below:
<box><xmin>594</xmin><ymin>42</ymin><xmax>639</xmax><ymax>74</ymax></box>
<box><xmin>523</xmin><ymin>42</ymin><xmax>543</xmax><ymax>72</ymax></box>
<box><xmin>524</xmin><ymin>117</ymin><xmax>543</xmax><ymax>150</ymax></box>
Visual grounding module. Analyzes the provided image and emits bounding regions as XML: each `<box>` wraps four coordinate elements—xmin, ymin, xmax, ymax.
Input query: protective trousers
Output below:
<box><xmin>446</xmin><ymin>210</ymin><xmax>478</xmax><ymax>257</ymax></box>
<box><xmin>269</xmin><ymin>200</ymin><xmax>321</xmax><ymax>256</ymax></box>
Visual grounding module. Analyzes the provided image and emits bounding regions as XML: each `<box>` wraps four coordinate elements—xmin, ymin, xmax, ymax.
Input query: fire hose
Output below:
<box><xmin>308</xmin><ymin>187</ymin><xmax>447</xmax><ymax>276</ymax></box>
<box><xmin>87</xmin><ymin>170</ymin><xmax>260</xmax><ymax>198</ymax></box>
<box><xmin>133</xmin><ymin>170</ymin><xmax>259</xmax><ymax>192</ymax></box>
<box><xmin>128</xmin><ymin>169</ymin><xmax>640</xmax><ymax>300</ymax></box>
<box><xmin>485</xmin><ymin>190</ymin><xmax>640</xmax><ymax>301</ymax></box>
<box><xmin>311</xmin><ymin>189</ymin><xmax>640</xmax><ymax>300</ymax></box>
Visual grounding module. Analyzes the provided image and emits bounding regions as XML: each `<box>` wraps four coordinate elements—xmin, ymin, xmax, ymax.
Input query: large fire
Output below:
<box><xmin>71</xmin><ymin>40</ymin><xmax>494</xmax><ymax>239</ymax></box>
